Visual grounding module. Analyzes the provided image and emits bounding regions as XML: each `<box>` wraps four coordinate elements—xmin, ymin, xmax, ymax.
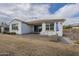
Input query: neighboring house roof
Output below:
<box><xmin>0</xmin><ymin>23</ymin><xmax>9</xmax><ymax>28</ymax></box>
<box><xmin>69</xmin><ymin>23</ymin><xmax>79</xmax><ymax>27</ymax></box>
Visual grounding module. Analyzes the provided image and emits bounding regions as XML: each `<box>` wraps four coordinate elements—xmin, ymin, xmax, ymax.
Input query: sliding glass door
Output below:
<box><xmin>34</xmin><ymin>25</ymin><xmax>42</xmax><ymax>33</ymax></box>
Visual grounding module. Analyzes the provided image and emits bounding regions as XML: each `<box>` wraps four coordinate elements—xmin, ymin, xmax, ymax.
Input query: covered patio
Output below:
<box><xmin>27</xmin><ymin>19</ymin><xmax>65</xmax><ymax>36</ymax></box>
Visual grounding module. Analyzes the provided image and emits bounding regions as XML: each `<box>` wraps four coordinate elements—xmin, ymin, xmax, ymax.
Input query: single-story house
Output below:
<box><xmin>72</xmin><ymin>27</ymin><xmax>79</xmax><ymax>29</ymax></box>
<box><xmin>69</xmin><ymin>23</ymin><xmax>79</xmax><ymax>29</ymax></box>
<box><xmin>9</xmin><ymin>18</ymin><xmax>65</xmax><ymax>36</ymax></box>
<box><xmin>0</xmin><ymin>23</ymin><xmax>9</xmax><ymax>33</ymax></box>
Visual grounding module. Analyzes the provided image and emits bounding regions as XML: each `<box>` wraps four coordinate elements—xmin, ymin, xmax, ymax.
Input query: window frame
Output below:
<box><xmin>12</xmin><ymin>23</ymin><xmax>18</xmax><ymax>31</ymax></box>
<box><xmin>46</xmin><ymin>23</ymin><xmax>54</xmax><ymax>31</ymax></box>
<box><xmin>46</xmin><ymin>24</ymin><xmax>50</xmax><ymax>30</ymax></box>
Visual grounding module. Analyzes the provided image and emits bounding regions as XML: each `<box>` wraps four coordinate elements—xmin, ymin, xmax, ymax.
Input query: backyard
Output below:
<box><xmin>0</xmin><ymin>33</ymin><xmax>79</xmax><ymax>56</ymax></box>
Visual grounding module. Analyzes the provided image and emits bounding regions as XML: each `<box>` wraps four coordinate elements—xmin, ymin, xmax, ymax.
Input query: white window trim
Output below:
<box><xmin>46</xmin><ymin>23</ymin><xmax>54</xmax><ymax>31</ymax></box>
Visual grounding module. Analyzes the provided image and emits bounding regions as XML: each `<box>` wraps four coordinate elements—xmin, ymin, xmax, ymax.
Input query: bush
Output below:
<box><xmin>75</xmin><ymin>41</ymin><xmax>79</xmax><ymax>44</ymax></box>
<box><xmin>63</xmin><ymin>26</ymin><xmax>72</xmax><ymax>29</ymax></box>
<box><xmin>9</xmin><ymin>32</ymin><xmax>16</xmax><ymax>35</ymax></box>
<box><xmin>3</xmin><ymin>31</ymin><xmax>9</xmax><ymax>34</ymax></box>
<box><xmin>3</xmin><ymin>32</ymin><xmax>16</xmax><ymax>35</ymax></box>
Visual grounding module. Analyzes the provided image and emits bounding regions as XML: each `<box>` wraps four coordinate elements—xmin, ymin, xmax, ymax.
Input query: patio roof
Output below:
<box><xmin>26</xmin><ymin>19</ymin><xmax>65</xmax><ymax>25</ymax></box>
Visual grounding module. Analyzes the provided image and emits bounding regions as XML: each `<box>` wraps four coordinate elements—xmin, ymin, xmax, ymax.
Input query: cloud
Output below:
<box><xmin>1</xmin><ymin>3</ymin><xmax>79</xmax><ymax>25</ymax></box>
<box><xmin>52</xmin><ymin>3</ymin><xmax>79</xmax><ymax>25</ymax></box>
<box><xmin>0</xmin><ymin>3</ymin><xmax>51</xmax><ymax>19</ymax></box>
<box><xmin>16</xmin><ymin>3</ymin><xmax>31</xmax><ymax>11</ymax></box>
<box><xmin>0</xmin><ymin>3</ymin><xmax>51</xmax><ymax>24</ymax></box>
<box><xmin>54</xmin><ymin>4</ymin><xmax>79</xmax><ymax>18</ymax></box>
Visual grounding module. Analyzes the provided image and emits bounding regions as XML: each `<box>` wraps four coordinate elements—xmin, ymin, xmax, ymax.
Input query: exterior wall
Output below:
<box><xmin>40</xmin><ymin>22</ymin><xmax>56</xmax><ymax>36</ymax></box>
<box><xmin>9</xmin><ymin>19</ymin><xmax>63</xmax><ymax>36</ymax></box>
<box><xmin>40</xmin><ymin>22</ymin><xmax>63</xmax><ymax>36</ymax></box>
<box><xmin>21</xmin><ymin>22</ymin><xmax>33</xmax><ymax>34</ymax></box>
<box><xmin>40</xmin><ymin>30</ymin><xmax>56</xmax><ymax>36</ymax></box>
<box><xmin>42</xmin><ymin>23</ymin><xmax>46</xmax><ymax>32</ymax></box>
<box><xmin>9</xmin><ymin>20</ymin><xmax>22</xmax><ymax>34</ymax></box>
<box><xmin>9</xmin><ymin>20</ymin><xmax>33</xmax><ymax>34</ymax></box>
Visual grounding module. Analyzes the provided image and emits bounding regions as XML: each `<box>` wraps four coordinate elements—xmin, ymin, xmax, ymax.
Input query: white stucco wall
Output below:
<box><xmin>40</xmin><ymin>22</ymin><xmax>57</xmax><ymax>36</ymax></box>
<box><xmin>9</xmin><ymin>19</ymin><xmax>63</xmax><ymax>36</ymax></box>
<box><xmin>20</xmin><ymin>22</ymin><xmax>33</xmax><ymax>34</ymax></box>
<box><xmin>9</xmin><ymin>20</ymin><xmax>33</xmax><ymax>34</ymax></box>
<box><xmin>9</xmin><ymin>20</ymin><xmax>21</xmax><ymax>34</ymax></box>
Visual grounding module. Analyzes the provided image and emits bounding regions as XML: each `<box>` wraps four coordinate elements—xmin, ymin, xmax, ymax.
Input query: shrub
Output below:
<box><xmin>3</xmin><ymin>32</ymin><xmax>16</xmax><ymax>35</ymax></box>
<box><xmin>75</xmin><ymin>41</ymin><xmax>79</xmax><ymax>44</ymax></box>
<box><xmin>63</xmin><ymin>26</ymin><xmax>72</xmax><ymax>29</ymax></box>
<box><xmin>9</xmin><ymin>32</ymin><xmax>16</xmax><ymax>35</ymax></box>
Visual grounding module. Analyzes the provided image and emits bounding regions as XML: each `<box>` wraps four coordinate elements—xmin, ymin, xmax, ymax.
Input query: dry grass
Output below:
<box><xmin>0</xmin><ymin>34</ymin><xmax>79</xmax><ymax>56</ymax></box>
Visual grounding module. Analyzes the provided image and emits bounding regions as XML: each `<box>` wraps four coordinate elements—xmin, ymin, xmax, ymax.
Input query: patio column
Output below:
<box><xmin>58</xmin><ymin>22</ymin><xmax>63</xmax><ymax>36</ymax></box>
<box><xmin>54</xmin><ymin>22</ymin><xmax>63</xmax><ymax>36</ymax></box>
<box><xmin>54</xmin><ymin>22</ymin><xmax>56</xmax><ymax>32</ymax></box>
<box><xmin>42</xmin><ymin>22</ymin><xmax>46</xmax><ymax>32</ymax></box>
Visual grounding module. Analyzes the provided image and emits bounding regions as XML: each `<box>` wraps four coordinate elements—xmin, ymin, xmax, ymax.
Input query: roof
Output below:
<box><xmin>9</xmin><ymin>19</ymin><xmax>27</xmax><ymax>24</ymax></box>
<box><xmin>9</xmin><ymin>18</ymin><xmax>65</xmax><ymax>25</ymax></box>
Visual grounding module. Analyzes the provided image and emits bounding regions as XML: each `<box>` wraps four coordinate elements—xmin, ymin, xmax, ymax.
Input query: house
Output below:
<box><xmin>9</xmin><ymin>18</ymin><xmax>65</xmax><ymax>36</ymax></box>
<box><xmin>0</xmin><ymin>22</ymin><xmax>9</xmax><ymax>33</ymax></box>
<box><xmin>72</xmin><ymin>26</ymin><xmax>79</xmax><ymax>29</ymax></box>
<box><xmin>70</xmin><ymin>23</ymin><xmax>79</xmax><ymax>29</ymax></box>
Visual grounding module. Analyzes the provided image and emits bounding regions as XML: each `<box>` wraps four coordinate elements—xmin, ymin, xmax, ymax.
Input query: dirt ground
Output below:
<box><xmin>64</xmin><ymin>29</ymin><xmax>79</xmax><ymax>41</ymax></box>
<box><xmin>0</xmin><ymin>34</ymin><xmax>79</xmax><ymax>56</ymax></box>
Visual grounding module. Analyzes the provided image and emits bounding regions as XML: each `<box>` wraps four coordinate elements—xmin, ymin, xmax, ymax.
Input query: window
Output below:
<box><xmin>50</xmin><ymin>23</ymin><xmax>54</xmax><ymax>30</ymax></box>
<box><xmin>12</xmin><ymin>24</ymin><xmax>18</xmax><ymax>30</ymax></box>
<box><xmin>46</xmin><ymin>23</ymin><xmax>54</xmax><ymax>31</ymax></box>
<box><xmin>46</xmin><ymin>24</ymin><xmax>50</xmax><ymax>30</ymax></box>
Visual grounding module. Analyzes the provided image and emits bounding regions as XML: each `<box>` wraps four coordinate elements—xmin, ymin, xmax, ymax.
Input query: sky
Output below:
<box><xmin>0</xmin><ymin>3</ymin><xmax>79</xmax><ymax>25</ymax></box>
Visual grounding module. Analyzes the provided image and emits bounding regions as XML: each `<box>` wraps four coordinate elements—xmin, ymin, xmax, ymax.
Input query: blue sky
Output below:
<box><xmin>0</xmin><ymin>3</ymin><xmax>79</xmax><ymax>25</ymax></box>
<box><xmin>49</xmin><ymin>3</ymin><xmax>67</xmax><ymax>14</ymax></box>
<box><xmin>49</xmin><ymin>3</ymin><xmax>79</xmax><ymax>25</ymax></box>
